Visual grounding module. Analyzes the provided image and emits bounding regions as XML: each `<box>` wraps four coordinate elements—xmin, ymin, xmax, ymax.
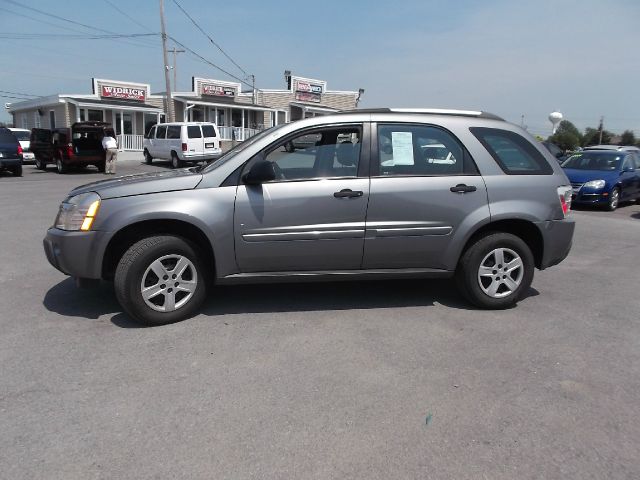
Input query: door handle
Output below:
<box><xmin>450</xmin><ymin>184</ymin><xmax>477</xmax><ymax>193</ymax></box>
<box><xmin>334</xmin><ymin>189</ymin><xmax>363</xmax><ymax>198</ymax></box>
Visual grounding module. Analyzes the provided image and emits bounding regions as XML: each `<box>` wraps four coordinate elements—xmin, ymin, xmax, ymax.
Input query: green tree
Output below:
<box><xmin>548</xmin><ymin>120</ymin><xmax>582</xmax><ymax>151</ymax></box>
<box><xmin>583</xmin><ymin>127</ymin><xmax>613</xmax><ymax>146</ymax></box>
<box><xmin>556</xmin><ymin>120</ymin><xmax>583</xmax><ymax>143</ymax></box>
<box><xmin>620</xmin><ymin>130</ymin><xmax>636</xmax><ymax>146</ymax></box>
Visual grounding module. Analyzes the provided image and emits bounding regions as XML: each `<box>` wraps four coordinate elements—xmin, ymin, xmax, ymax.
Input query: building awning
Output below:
<box><xmin>290</xmin><ymin>102</ymin><xmax>340</xmax><ymax>114</ymax></box>
<box><xmin>66</xmin><ymin>97</ymin><xmax>162</xmax><ymax>112</ymax></box>
<box><xmin>174</xmin><ymin>96</ymin><xmax>278</xmax><ymax>112</ymax></box>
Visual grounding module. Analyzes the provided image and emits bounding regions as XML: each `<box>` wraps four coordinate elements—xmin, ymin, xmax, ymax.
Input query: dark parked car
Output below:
<box><xmin>0</xmin><ymin>128</ymin><xmax>23</xmax><ymax>176</ymax></box>
<box><xmin>44</xmin><ymin>109</ymin><xmax>575</xmax><ymax>325</ymax></box>
<box><xmin>31</xmin><ymin>122</ymin><xmax>114</xmax><ymax>173</ymax></box>
<box><xmin>541</xmin><ymin>141</ymin><xmax>565</xmax><ymax>163</ymax></box>
<box><xmin>562</xmin><ymin>150</ymin><xmax>640</xmax><ymax>210</ymax></box>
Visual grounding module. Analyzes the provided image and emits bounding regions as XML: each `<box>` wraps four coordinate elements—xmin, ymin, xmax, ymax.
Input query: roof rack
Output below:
<box><xmin>338</xmin><ymin>108</ymin><xmax>504</xmax><ymax>120</ymax></box>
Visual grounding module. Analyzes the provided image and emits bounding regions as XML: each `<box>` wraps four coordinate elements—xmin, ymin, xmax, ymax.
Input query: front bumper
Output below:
<box><xmin>43</xmin><ymin>228</ymin><xmax>108</xmax><ymax>279</ymax></box>
<box><xmin>535</xmin><ymin>218</ymin><xmax>575</xmax><ymax>270</ymax></box>
<box><xmin>571</xmin><ymin>190</ymin><xmax>609</xmax><ymax>205</ymax></box>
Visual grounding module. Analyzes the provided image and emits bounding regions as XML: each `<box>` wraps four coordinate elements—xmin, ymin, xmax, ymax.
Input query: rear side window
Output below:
<box><xmin>376</xmin><ymin>124</ymin><xmax>477</xmax><ymax>176</ymax></box>
<box><xmin>187</xmin><ymin>125</ymin><xmax>202</xmax><ymax>138</ymax></box>
<box><xmin>155</xmin><ymin>125</ymin><xmax>167</xmax><ymax>139</ymax></box>
<box><xmin>167</xmin><ymin>126</ymin><xmax>181</xmax><ymax>139</ymax></box>
<box><xmin>0</xmin><ymin>133</ymin><xmax>18</xmax><ymax>145</ymax></box>
<box><xmin>201</xmin><ymin>124</ymin><xmax>216</xmax><ymax>138</ymax></box>
<box><xmin>471</xmin><ymin>127</ymin><xmax>553</xmax><ymax>175</ymax></box>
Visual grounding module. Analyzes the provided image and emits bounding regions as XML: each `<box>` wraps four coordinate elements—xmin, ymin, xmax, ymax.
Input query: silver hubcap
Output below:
<box><xmin>57</xmin><ymin>160</ymin><xmax>62</xmax><ymax>171</ymax></box>
<box><xmin>140</xmin><ymin>254</ymin><xmax>198</xmax><ymax>312</ymax></box>
<box><xmin>477</xmin><ymin>247</ymin><xmax>524</xmax><ymax>299</ymax></box>
<box><xmin>611</xmin><ymin>190</ymin><xmax>619</xmax><ymax>208</ymax></box>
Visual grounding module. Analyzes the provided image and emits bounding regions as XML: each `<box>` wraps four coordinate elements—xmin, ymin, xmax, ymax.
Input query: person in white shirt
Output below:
<box><xmin>101</xmin><ymin>133</ymin><xmax>118</xmax><ymax>174</ymax></box>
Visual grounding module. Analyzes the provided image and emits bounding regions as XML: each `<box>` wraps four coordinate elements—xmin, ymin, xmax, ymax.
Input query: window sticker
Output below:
<box><xmin>391</xmin><ymin>131</ymin><xmax>414</xmax><ymax>165</ymax></box>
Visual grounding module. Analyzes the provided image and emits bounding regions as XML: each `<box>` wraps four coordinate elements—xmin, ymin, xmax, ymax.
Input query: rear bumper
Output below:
<box><xmin>0</xmin><ymin>158</ymin><xmax>22</xmax><ymax>168</ymax></box>
<box><xmin>535</xmin><ymin>218</ymin><xmax>575</xmax><ymax>270</ymax></box>
<box><xmin>43</xmin><ymin>228</ymin><xmax>108</xmax><ymax>279</ymax></box>
<box><xmin>179</xmin><ymin>150</ymin><xmax>222</xmax><ymax>162</ymax></box>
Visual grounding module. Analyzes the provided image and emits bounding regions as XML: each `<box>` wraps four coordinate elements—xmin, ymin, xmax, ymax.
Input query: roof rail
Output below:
<box><xmin>338</xmin><ymin>108</ymin><xmax>504</xmax><ymax>120</ymax></box>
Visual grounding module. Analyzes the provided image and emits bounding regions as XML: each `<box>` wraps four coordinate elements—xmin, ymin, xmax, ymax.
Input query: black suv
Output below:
<box><xmin>0</xmin><ymin>128</ymin><xmax>23</xmax><ymax>177</ymax></box>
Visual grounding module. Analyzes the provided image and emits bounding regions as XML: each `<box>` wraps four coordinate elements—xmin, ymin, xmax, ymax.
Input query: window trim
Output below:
<box><xmin>370</xmin><ymin>122</ymin><xmax>479</xmax><ymax>178</ymax></box>
<box><xmin>470</xmin><ymin>127</ymin><xmax>553</xmax><ymax>175</ymax></box>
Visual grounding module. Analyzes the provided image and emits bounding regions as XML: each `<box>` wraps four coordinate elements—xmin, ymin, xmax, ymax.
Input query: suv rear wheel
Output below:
<box><xmin>11</xmin><ymin>165</ymin><xmax>22</xmax><ymax>177</ymax></box>
<box><xmin>114</xmin><ymin>235</ymin><xmax>207</xmax><ymax>326</ymax></box>
<box><xmin>56</xmin><ymin>158</ymin><xmax>67</xmax><ymax>174</ymax></box>
<box><xmin>35</xmin><ymin>157</ymin><xmax>46</xmax><ymax>170</ymax></box>
<box><xmin>456</xmin><ymin>232</ymin><xmax>534</xmax><ymax>309</ymax></box>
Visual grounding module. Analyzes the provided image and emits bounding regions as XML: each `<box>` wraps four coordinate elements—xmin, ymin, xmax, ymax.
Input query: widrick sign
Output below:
<box><xmin>101</xmin><ymin>85</ymin><xmax>146</xmax><ymax>101</ymax></box>
<box><xmin>295</xmin><ymin>81</ymin><xmax>323</xmax><ymax>94</ymax></box>
<box><xmin>202</xmin><ymin>83</ymin><xmax>236</xmax><ymax>97</ymax></box>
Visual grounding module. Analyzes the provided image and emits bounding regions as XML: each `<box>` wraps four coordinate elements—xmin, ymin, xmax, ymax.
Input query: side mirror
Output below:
<box><xmin>623</xmin><ymin>166</ymin><xmax>635</xmax><ymax>173</ymax></box>
<box><xmin>242</xmin><ymin>158</ymin><xmax>276</xmax><ymax>185</ymax></box>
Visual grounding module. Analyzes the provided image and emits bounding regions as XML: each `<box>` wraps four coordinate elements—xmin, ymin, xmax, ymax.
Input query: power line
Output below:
<box><xmin>0</xmin><ymin>94</ymin><xmax>32</xmax><ymax>100</ymax></box>
<box><xmin>0</xmin><ymin>89</ymin><xmax>40</xmax><ymax>97</ymax></box>
<box><xmin>0</xmin><ymin>33</ymin><xmax>159</xmax><ymax>39</ymax></box>
<box><xmin>103</xmin><ymin>0</ymin><xmax>155</xmax><ymax>33</ymax></box>
<box><xmin>0</xmin><ymin>0</ymin><xmax>158</xmax><ymax>49</ymax></box>
<box><xmin>171</xmin><ymin>0</ymin><xmax>249</xmax><ymax>78</ymax></box>
<box><xmin>168</xmin><ymin>35</ymin><xmax>255</xmax><ymax>90</ymax></box>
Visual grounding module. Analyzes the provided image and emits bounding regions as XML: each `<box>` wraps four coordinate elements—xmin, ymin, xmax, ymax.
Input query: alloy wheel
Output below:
<box><xmin>477</xmin><ymin>247</ymin><xmax>524</xmax><ymax>298</ymax></box>
<box><xmin>140</xmin><ymin>254</ymin><xmax>198</xmax><ymax>312</ymax></box>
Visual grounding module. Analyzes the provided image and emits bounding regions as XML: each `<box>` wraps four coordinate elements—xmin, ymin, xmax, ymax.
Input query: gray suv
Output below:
<box><xmin>44</xmin><ymin>109</ymin><xmax>575</xmax><ymax>325</ymax></box>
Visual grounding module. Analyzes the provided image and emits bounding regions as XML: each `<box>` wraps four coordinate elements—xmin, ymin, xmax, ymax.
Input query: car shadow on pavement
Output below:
<box><xmin>43</xmin><ymin>277</ymin><xmax>121</xmax><ymax>320</ymax></box>
<box><xmin>44</xmin><ymin>277</ymin><xmax>540</xmax><ymax>329</ymax></box>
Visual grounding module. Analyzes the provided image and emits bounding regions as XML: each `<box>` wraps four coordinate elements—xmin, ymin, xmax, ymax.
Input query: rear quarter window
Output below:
<box><xmin>201</xmin><ymin>125</ymin><xmax>216</xmax><ymax>138</ymax></box>
<box><xmin>470</xmin><ymin>127</ymin><xmax>553</xmax><ymax>175</ymax></box>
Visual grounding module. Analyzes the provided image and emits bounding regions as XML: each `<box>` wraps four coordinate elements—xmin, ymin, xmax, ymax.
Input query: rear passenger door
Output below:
<box><xmin>363</xmin><ymin>123</ymin><xmax>489</xmax><ymax>270</ymax></box>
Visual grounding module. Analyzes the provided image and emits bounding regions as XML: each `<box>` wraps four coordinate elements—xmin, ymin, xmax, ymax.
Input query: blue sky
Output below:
<box><xmin>1</xmin><ymin>0</ymin><xmax>639</xmax><ymax>137</ymax></box>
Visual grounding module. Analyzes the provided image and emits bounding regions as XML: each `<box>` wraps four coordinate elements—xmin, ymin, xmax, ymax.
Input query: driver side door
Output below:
<box><xmin>234</xmin><ymin>123</ymin><xmax>370</xmax><ymax>273</ymax></box>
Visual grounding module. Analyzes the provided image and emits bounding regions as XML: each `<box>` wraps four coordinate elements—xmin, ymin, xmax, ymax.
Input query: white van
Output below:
<box><xmin>143</xmin><ymin>122</ymin><xmax>222</xmax><ymax>168</ymax></box>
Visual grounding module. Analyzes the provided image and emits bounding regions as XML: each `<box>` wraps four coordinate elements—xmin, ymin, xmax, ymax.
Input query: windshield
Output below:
<box><xmin>11</xmin><ymin>131</ymin><xmax>30</xmax><ymax>141</ymax></box>
<box><xmin>200</xmin><ymin>124</ymin><xmax>288</xmax><ymax>173</ymax></box>
<box><xmin>562</xmin><ymin>152</ymin><xmax>622</xmax><ymax>171</ymax></box>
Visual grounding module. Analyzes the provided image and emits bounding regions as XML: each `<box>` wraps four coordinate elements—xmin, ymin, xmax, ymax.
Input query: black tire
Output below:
<box><xmin>97</xmin><ymin>162</ymin><xmax>106</xmax><ymax>173</ymax></box>
<box><xmin>35</xmin><ymin>156</ymin><xmax>46</xmax><ymax>170</ymax></box>
<box><xmin>56</xmin><ymin>158</ymin><xmax>67</xmax><ymax>174</ymax></box>
<box><xmin>144</xmin><ymin>149</ymin><xmax>153</xmax><ymax>165</ymax></box>
<box><xmin>12</xmin><ymin>165</ymin><xmax>22</xmax><ymax>177</ymax></box>
<box><xmin>114</xmin><ymin>235</ymin><xmax>208</xmax><ymax>326</ymax></box>
<box><xmin>606</xmin><ymin>187</ymin><xmax>620</xmax><ymax>211</ymax></box>
<box><xmin>170</xmin><ymin>152</ymin><xmax>181</xmax><ymax>169</ymax></box>
<box><xmin>455</xmin><ymin>232</ymin><xmax>534</xmax><ymax>309</ymax></box>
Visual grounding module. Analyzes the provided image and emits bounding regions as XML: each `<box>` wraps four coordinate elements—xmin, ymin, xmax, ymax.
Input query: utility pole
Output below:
<box><xmin>598</xmin><ymin>116</ymin><xmax>604</xmax><ymax>144</ymax></box>
<box><xmin>250</xmin><ymin>74</ymin><xmax>256</xmax><ymax>104</ymax></box>
<box><xmin>171</xmin><ymin>46</ymin><xmax>185</xmax><ymax>92</ymax></box>
<box><xmin>159</xmin><ymin>0</ymin><xmax>174</xmax><ymax>122</ymax></box>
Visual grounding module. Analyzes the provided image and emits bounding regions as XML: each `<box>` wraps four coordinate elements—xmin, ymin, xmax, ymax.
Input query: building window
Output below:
<box><xmin>21</xmin><ymin>114</ymin><xmax>28</xmax><ymax>129</ymax></box>
<box><xmin>49</xmin><ymin>110</ymin><xmax>56</xmax><ymax>129</ymax></box>
<box><xmin>88</xmin><ymin>109</ymin><xmax>103</xmax><ymax>122</ymax></box>
<box><xmin>34</xmin><ymin>111</ymin><xmax>41</xmax><ymax>128</ymax></box>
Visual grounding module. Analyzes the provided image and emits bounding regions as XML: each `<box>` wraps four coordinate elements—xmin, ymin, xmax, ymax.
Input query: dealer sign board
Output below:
<box><xmin>202</xmin><ymin>83</ymin><xmax>236</xmax><ymax>97</ymax></box>
<box><xmin>101</xmin><ymin>85</ymin><xmax>146</xmax><ymax>101</ymax></box>
<box><xmin>295</xmin><ymin>81</ymin><xmax>323</xmax><ymax>94</ymax></box>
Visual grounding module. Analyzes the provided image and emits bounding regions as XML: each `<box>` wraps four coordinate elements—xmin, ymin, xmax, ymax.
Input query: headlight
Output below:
<box><xmin>583</xmin><ymin>179</ymin><xmax>606</xmax><ymax>189</ymax></box>
<box><xmin>54</xmin><ymin>192</ymin><xmax>101</xmax><ymax>231</ymax></box>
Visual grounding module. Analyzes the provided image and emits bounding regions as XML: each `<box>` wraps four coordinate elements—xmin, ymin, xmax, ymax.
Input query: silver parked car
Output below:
<box><xmin>44</xmin><ymin>109</ymin><xmax>575</xmax><ymax>325</ymax></box>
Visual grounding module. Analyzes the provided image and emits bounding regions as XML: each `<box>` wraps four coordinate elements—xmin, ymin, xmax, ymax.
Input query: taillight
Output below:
<box><xmin>557</xmin><ymin>186</ymin><xmax>572</xmax><ymax>217</ymax></box>
<box><xmin>181</xmin><ymin>143</ymin><xmax>187</xmax><ymax>152</ymax></box>
<box><xmin>67</xmin><ymin>143</ymin><xmax>74</xmax><ymax>158</ymax></box>
<box><xmin>17</xmin><ymin>144</ymin><xmax>23</xmax><ymax>155</ymax></box>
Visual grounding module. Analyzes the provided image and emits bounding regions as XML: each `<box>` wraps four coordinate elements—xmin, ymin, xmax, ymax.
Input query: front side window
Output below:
<box><xmin>258</xmin><ymin>125</ymin><xmax>362</xmax><ymax>182</ymax></box>
<box><xmin>166</xmin><ymin>125</ymin><xmax>181</xmax><ymax>139</ymax></box>
<box><xmin>471</xmin><ymin>127</ymin><xmax>553</xmax><ymax>175</ymax></box>
<box><xmin>155</xmin><ymin>125</ymin><xmax>167</xmax><ymax>139</ymax></box>
<box><xmin>145</xmin><ymin>126</ymin><xmax>156</xmax><ymax>139</ymax></box>
<box><xmin>187</xmin><ymin>125</ymin><xmax>202</xmax><ymax>138</ymax></box>
<box><xmin>377</xmin><ymin>124</ymin><xmax>471</xmax><ymax>176</ymax></box>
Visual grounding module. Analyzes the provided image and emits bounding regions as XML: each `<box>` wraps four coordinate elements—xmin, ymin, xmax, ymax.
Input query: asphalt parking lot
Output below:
<box><xmin>1</xmin><ymin>159</ymin><xmax>639</xmax><ymax>479</ymax></box>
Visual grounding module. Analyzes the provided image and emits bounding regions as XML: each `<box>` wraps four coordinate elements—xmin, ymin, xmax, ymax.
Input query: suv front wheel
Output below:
<box><xmin>114</xmin><ymin>235</ymin><xmax>208</xmax><ymax>325</ymax></box>
<box><xmin>456</xmin><ymin>232</ymin><xmax>534</xmax><ymax>309</ymax></box>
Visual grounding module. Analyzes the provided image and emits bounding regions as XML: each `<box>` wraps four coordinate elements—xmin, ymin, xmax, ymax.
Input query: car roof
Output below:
<box><xmin>338</xmin><ymin>108</ymin><xmax>504</xmax><ymax>120</ymax></box>
<box><xmin>583</xmin><ymin>145</ymin><xmax>639</xmax><ymax>152</ymax></box>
